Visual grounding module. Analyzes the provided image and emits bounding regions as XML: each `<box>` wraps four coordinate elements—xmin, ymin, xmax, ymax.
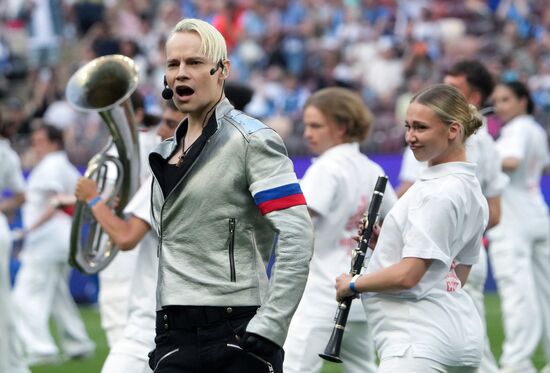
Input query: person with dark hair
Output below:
<box><xmin>75</xmin><ymin>105</ymin><xmax>185</xmax><ymax>373</ymax></box>
<box><xmin>11</xmin><ymin>124</ymin><xmax>95</xmax><ymax>365</ymax></box>
<box><xmin>0</xmin><ymin>109</ymin><xmax>28</xmax><ymax>373</ymax></box>
<box><xmin>445</xmin><ymin>59</ymin><xmax>495</xmax><ymax>107</ymax></box>
<box><xmin>155</xmin><ymin>100</ymin><xmax>185</xmax><ymax>142</ymax></box>
<box><xmin>96</xmin><ymin>89</ymin><xmax>162</xmax><ymax>350</ymax></box>
<box><xmin>147</xmin><ymin>18</ymin><xmax>313</xmax><ymax>373</ymax></box>
<box><xmin>444</xmin><ymin>60</ymin><xmax>506</xmax><ymax>373</ymax></box>
<box><xmin>488</xmin><ymin>80</ymin><xmax>550</xmax><ymax>373</ymax></box>
<box><xmin>283</xmin><ymin>87</ymin><xmax>397</xmax><ymax>373</ymax></box>
<box><xmin>336</xmin><ymin>84</ymin><xmax>488</xmax><ymax>372</ymax></box>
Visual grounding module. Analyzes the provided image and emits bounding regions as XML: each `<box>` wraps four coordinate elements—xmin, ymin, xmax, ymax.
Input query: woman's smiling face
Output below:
<box><xmin>405</xmin><ymin>102</ymin><xmax>454</xmax><ymax>166</ymax></box>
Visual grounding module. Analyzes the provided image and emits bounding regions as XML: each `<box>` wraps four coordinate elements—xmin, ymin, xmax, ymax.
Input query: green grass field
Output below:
<box><xmin>31</xmin><ymin>293</ymin><xmax>547</xmax><ymax>373</ymax></box>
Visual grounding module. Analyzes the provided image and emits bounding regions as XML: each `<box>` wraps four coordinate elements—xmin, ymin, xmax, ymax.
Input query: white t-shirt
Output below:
<box><xmin>138</xmin><ymin>128</ymin><xmax>161</xmax><ymax>183</ymax></box>
<box><xmin>123</xmin><ymin>176</ymin><xmax>153</xmax><ymax>226</ymax></box>
<box><xmin>0</xmin><ymin>138</ymin><xmax>25</xmax><ymax>257</ymax></box>
<box><xmin>296</xmin><ymin>143</ymin><xmax>397</xmax><ymax>321</ymax></box>
<box><xmin>100</xmin><ymin>130</ymin><xmax>160</xmax><ymax>282</ymax></box>
<box><xmin>104</xmin><ymin>128</ymin><xmax>160</xmax><ymax>186</ymax></box>
<box><xmin>494</xmin><ymin>114</ymin><xmax>550</xmax><ymax>220</ymax></box>
<box><xmin>22</xmin><ymin>151</ymin><xmax>80</xmax><ymax>263</ymax></box>
<box><xmin>363</xmin><ymin>162</ymin><xmax>488</xmax><ymax>366</ymax></box>
<box><xmin>465</xmin><ymin>125</ymin><xmax>509</xmax><ymax>198</ymax></box>
<box><xmin>0</xmin><ymin>139</ymin><xmax>25</xmax><ymax>196</ymax></box>
<box><xmin>123</xmin><ymin>176</ymin><xmax>159</xmax><ymax>328</ymax></box>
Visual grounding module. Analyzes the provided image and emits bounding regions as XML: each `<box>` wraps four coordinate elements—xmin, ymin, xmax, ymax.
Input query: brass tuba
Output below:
<box><xmin>66</xmin><ymin>54</ymin><xmax>140</xmax><ymax>274</ymax></box>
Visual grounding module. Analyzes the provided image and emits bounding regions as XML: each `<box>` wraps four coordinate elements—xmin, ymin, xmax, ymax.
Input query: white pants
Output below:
<box><xmin>462</xmin><ymin>248</ymin><xmax>499</xmax><ymax>373</ymax></box>
<box><xmin>98</xmin><ymin>287</ymin><xmax>128</xmax><ymax>348</ymax></box>
<box><xmin>102</xmin><ymin>235</ymin><xmax>158</xmax><ymax>373</ymax></box>
<box><xmin>488</xmin><ymin>220</ymin><xmax>550</xmax><ymax>373</ymax></box>
<box><xmin>101</xmin><ymin>337</ymin><xmax>153</xmax><ymax>373</ymax></box>
<box><xmin>12</xmin><ymin>259</ymin><xmax>95</xmax><ymax>359</ymax></box>
<box><xmin>101</xmin><ymin>319</ymin><xmax>155</xmax><ymax>373</ymax></box>
<box><xmin>0</xmin><ymin>216</ymin><xmax>30</xmax><ymax>373</ymax></box>
<box><xmin>102</xmin><ymin>353</ymin><xmax>152</xmax><ymax>373</ymax></box>
<box><xmin>98</xmin><ymin>249</ymin><xmax>138</xmax><ymax>348</ymax></box>
<box><xmin>378</xmin><ymin>348</ymin><xmax>478</xmax><ymax>373</ymax></box>
<box><xmin>283</xmin><ymin>319</ymin><xmax>376</xmax><ymax>373</ymax></box>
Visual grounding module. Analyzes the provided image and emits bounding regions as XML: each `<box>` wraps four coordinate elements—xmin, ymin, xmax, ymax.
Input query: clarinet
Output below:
<box><xmin>319</xmin><ymin>175</ymin><xmax>388</xmax><ymax>363</ymax></box>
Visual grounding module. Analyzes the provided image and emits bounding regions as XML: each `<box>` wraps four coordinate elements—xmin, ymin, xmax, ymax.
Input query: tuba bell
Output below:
<box><xmin>66</xmin><ymin>54</ymin><xmax>140</xmax><ymax>274</ymax></box>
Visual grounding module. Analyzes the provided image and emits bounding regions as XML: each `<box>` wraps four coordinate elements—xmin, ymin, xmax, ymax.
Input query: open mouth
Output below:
<box><xmin>175</xmin><ymin>86</ymin><xmax>195</xmax><ymax>97</ymax></box>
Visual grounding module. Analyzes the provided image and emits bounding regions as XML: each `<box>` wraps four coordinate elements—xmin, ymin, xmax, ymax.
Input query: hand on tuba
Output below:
<box><xmin>75</xmin><ymin>177</ymin><xmax>99</xmax><ymax>203</ymax></box>
<box><xmin>66</xmin><ymin>54</ymin><xmax>140</xmax><ymax>274</ymax></box>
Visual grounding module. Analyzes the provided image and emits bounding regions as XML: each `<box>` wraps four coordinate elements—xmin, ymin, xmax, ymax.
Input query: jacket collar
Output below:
<box><xmin>156</xmin><ymin>98</ymin><xmax>234</xmax><ymax>159</ymax></box>
<box><xmin>214</xmin><ymin>97</ymin><xmax>233</xmax><ymax>127</ymax></box>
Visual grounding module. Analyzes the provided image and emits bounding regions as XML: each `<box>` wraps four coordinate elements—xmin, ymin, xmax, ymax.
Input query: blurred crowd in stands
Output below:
<box><xmin>1</xmin><ymin>0</ymin><xmax>550</xmax><ymax>167</ymax></box>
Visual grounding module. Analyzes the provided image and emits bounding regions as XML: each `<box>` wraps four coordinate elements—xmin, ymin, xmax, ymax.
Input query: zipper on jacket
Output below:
<box><xmin>228</xmin><ymin>218</ymin><xmax>236</xmax><ymax>282</ymax></box>
<box><xmin>151</xmin><ymin>135</ymin><xmax>213</xmax><ymax>257</ymax></box>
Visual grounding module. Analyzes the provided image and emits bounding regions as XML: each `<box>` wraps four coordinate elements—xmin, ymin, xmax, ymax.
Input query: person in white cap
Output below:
<box><xmin>75</xmin><ymin>102</ymin><xmax>185</xmax><ymax>373</ymax></box>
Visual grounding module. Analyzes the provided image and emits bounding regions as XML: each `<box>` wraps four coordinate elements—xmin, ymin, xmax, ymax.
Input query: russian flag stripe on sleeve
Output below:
<box><xmin>254</xmin><ymin>183</ymin><xmax>302</xmax><ymax>204</ymax></box>
<box><xmin>253</xmin><ymin>183</ymin><xmax>306</xmax><ymax>215</ymax></box>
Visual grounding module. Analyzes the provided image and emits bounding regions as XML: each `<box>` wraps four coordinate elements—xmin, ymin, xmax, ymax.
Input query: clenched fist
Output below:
<box><xmin>75</xmin><ymin>178</ymin><xmax>99</xmax><ymax>202</ymax></box>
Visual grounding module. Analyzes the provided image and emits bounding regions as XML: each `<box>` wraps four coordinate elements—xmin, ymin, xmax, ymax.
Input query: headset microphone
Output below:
<box><xmin>210</xmin><ymin>60</ymin><xmax>224</xmax><ymax>76</ymax></box>
<box><xmin>161</xmin><ymin>75</ymin><xmax>173</xmax><ymax>100</ymax></box>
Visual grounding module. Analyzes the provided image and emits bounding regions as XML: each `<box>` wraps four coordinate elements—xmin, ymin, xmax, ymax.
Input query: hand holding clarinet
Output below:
<box><xmin>336</xmin><ymin>221</ymin><xmax>382</xmax><ymax>301</ymax></box>
<box><xmin>319</xmin><ymin>175</ymin><xmax>388</xmax><ymax>363</ymax></box>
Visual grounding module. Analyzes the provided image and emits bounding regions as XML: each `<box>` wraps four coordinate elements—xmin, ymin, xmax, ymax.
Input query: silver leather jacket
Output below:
<box><xmin>149</xmin><ymin>98</ymin><xmax>313</xmax><ymax>347</ymax></box>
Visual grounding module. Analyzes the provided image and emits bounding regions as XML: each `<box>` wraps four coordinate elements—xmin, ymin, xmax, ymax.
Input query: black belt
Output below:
<box><xmin>156</xmin><ymin>305</ymin><xmax>259</xmax><ymax>330</ymax></box>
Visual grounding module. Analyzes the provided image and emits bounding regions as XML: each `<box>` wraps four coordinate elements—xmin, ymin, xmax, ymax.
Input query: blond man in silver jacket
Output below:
<box><xmin>147</xmin><ymin>18</ymin><xmax>313</xmax><ymax>373</ymax></box>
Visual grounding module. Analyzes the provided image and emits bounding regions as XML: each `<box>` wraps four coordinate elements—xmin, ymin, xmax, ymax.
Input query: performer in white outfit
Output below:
<box><xmin>12</xmin><ymin>124</ymin><xmax>95</xmax><ymax>364</ymax></box>
<box><xmin>488</xmin><ymin>80</ymin><xmax>550</xmax><ymax>373</ymax></box>
<box><xmin>97</xmin><ymin>92</ymin><xmax>161</xmax><ymax>348</ymax></box>
<box><xmin>283</xmin><ymin>87</ymin><xmax>397</xmax><ymax>373</ymax></box>
<box><xmin>336</xmin><ymin>84</ymin><xmax>489</xmax><ymax>372</ymax></box>
<box><xmin>74</xmin><ymin>103</ymin><xmax>185</xmax><ymax>373</ymax></box>
<box><xmin>396</xmin><ymin>60</ymin><xmax>507</xmax><ymax>373</ymax></box>
<box><xmin>0</xmin><ymin>117</ymin><xmax>29</xmax><ymax>373</ymax></box>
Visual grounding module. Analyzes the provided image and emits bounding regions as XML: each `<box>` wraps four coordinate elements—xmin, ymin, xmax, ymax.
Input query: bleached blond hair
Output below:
<box><xmin>170</xmin><ymin>18</ymin><xmax>227</xmax><ymax>65</ymax></box>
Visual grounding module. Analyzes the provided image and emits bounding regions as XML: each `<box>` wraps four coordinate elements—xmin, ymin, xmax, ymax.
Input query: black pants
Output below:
<box><xmin>149</xmin><ymin>306</ymin><xmax>283</xmax><ymax>373</ymax></box>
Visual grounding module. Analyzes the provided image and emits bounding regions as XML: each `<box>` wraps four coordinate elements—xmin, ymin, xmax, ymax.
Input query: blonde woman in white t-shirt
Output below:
<box><xmin>488</xmin><ymin>80</ymin><xmax>550</xmax><ymax>373</ymax></box>
<box><xmin>336</xmin><ymin>84</ymin><xmax>489</xmax><ymax>372</ymax></box>
<box><xmin>397</xmin><ymin>59</ymin><xmax>508</xmax><ymax>373</ymax></box>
